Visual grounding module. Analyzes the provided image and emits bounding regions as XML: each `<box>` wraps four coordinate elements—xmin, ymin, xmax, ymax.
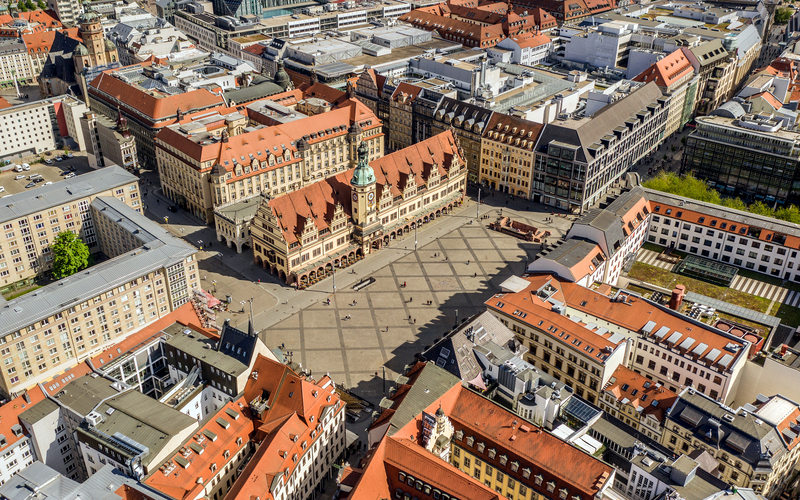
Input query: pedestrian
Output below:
<box><xmin>409</xmin><ymin>315</ymin><xmax>412</xmax><ymax>321</ymax></box>
<box><xmin>409</xmin><ymin>297</ymin><xmax>413</xmax><ymax>303</ymax></box>
<box><xmin>467</xmin><ymin>259</ymin><xmax>470</xmax><ymax>265</ymax></box>
<box><xmin>474</xmin><ymin>273</ymin><xmax>477</xmax><ymax>278</ymax></box>
<box><xmin>414</xmin><ymin>318</ymin><xmax>416</xmax><ymax>324</ymax></box>
<box><xmin>157</xmin><ymin>198</ymin><xmax>160</xmax><ymax>204</ymax></box>
<box><xmin>403</xmin><ymin>281</ymin><xmax>406</xmax><ymax>287</ymax></box>
<box><xmin>386</xmin><ymin>326</ymin><xmax>389</xmax><ymax>332</ymax></box>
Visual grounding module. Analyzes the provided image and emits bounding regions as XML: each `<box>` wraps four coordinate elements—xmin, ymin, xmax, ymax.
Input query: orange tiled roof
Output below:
<box><xmin>632</xmin><ymin>49</ymin><xmax>694</xmax><ymax>89</ymax></box>
<box><xmin>0</xmin><ymin>385</ymin><xmax>45</xmax><ymax>450</ymax></box>
<box><xmin>227</xmin><ymin>355</ymin><xmax>342</xmax><ymax>500</ymax></box>
<box><xmin>268</xmin><ymin>131</ymin><xmax>463</xmax><ymax>245</ymax></box>
<box><xmin>0</xmin><ymin>97</ymin><xmax>10</xmax><ymax>109</ymax></box>
<box><xmin>505</xmin><ymin>31</ymin><xmax>551</xmax><ymax>49</ymax></box>
<box><xmin>89</xmin><ymin>68</ymin><xmax>226</xmax><ymax>123</ymax></box>
<box><xmin>22</xmin><ymin>31</ymin><xmax>57</xmax><ymax>54</ymax></box>
<box><xmin>483</xmin><ymin>112</ymin><xmax>543</xmax><ymax>151</ymax></box>
<box><xmin>603</xmin><ymin>365</ymin><xmax>678</xmax><ymax>423</ymax></box>
<box><xmin>750</xmin><ymin>90</ymin><xmax>783</xmax><ymax>110</ymax></box>
<box><xmin>398</xmin><ymin>10</ymin><xmax>505</xmax><ymax>46</ymax></box>
<box><xmin>391</xmin><ymin>82</ymin><xmax>423</xmax><ymax>103</ymax></box>
<box><xmin>145</xmin><ymin>398</ymin><xmax>255</xmax><ymax>500</ymax></box>
<box><xmin>488</xmin><ymin>274</ymin><xmax>747</xmax><ymax>370</ymax></box>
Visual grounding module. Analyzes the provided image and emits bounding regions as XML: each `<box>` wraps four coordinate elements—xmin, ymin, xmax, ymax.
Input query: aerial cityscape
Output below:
<box><xmin>1</xmin><ymin>0</ymin><xmax>800</xmax><ymax>498</ymax></box>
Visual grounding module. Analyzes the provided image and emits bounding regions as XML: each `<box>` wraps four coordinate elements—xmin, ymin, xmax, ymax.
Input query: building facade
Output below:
<box><xmin>479</xmin><ymin>113</ymin><xmax>543</xmax><ymax>197</ymax></box>
<box><xmin>251</xmin><ymin>131</ymin><xmax>466</xmax><ymax>286</ymax></box>
<box><xmin>0</xmin><ymin>188</ymin><xmax>200</xmax><ymax>398</ymax></box>
<box><xmin>0</xmin><ymin>95</ymin><xmax>86</xmax><ymax>162</ymax></box>
<box><xmin>532</xmin><ymin>82</ymin><xmax>666</xmax><ymax>213</ymax></box>
<box><xmin>80</xmin><ymin>110</ymin><xmax>139</xmax><ymax>172</ymax></box>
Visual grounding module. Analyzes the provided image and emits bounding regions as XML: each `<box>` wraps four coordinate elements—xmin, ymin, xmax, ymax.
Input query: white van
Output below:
<box><xmin>13</xmin><ymin>164</ymin><xmax>22</xmax><ymax>172</ymax></box>
<box><xmin>21</xmin><ymin>163</ymin><xmax>30</xmax><ymax>171</ymax></box>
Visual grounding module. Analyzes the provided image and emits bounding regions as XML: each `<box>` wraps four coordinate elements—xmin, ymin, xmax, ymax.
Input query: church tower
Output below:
<box><xmin>350</xmin><ymin>141</ymin><xmax>380</xmax><ymax>249</ymax></box>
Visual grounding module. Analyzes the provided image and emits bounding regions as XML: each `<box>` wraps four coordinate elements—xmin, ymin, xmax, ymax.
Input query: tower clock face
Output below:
<box><xmin>368</xmin><ymin>192</ymin><xmax>374</xmax><ymax>201</ymax></box>
<box><xmin>353</xmin><ymin>193</ymin><xmax>358</xmax><ymax>202</ymax></box>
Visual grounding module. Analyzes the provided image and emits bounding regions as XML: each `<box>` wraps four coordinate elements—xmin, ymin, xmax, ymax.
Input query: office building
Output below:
<box><xmin>46</xmin><ymin>0</ymin><xmax>82</xmax><ymax>26</ymax></box>
<box><xmin>681</xmin><ymin>105</ymin><xmax>800</xmax><ymax>204</ymax></box>
<box><xmin>80</xmin><ymin>111</ymin><xmax>139</xmax><ymax>172</ymax></box>
<box><xmin>485</xmin><ymin>274</ymin><xmax>750</xmax><ymax>404</ymax></box>
<box><xmin>531</xmin><ymin>81</ymin><xmax>666</xmax><ymax>212</ymax></box>
<box><xmin>155</xmin><ymin>82</ymin><xmax>381</xmax><ymax>224</ymax></box>
<box><xmin>351</xmin><ymin>362</ymin><xmax>616</xmax><ymax>500</ymax></box>
<box><xmin>251</xmin><ymin>131</ymin><xmax>466</xmax><ymax>286</ymax></box>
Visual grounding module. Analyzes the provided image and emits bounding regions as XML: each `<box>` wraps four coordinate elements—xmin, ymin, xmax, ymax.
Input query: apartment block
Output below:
<box><xmin>485</xmin><ymin>274</ymin><xmax>750</xmax><ymax>404</ymax></box>
<box><xmin>80</xmin><ymin>111</ymin><xmax>139</xmax><ymax>172</ymax></box>
<box><xmin>0</xmin><ymin>166</ymin><xmax>139</xmax><ymax>291</ymax></box>
<box><xmin>0</xmin><ymin>192</ymin><xmax>199</xmax><ymax>398</ymax></box>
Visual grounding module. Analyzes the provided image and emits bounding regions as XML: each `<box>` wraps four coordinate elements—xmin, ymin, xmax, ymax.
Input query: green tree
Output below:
<box><xmin>51</xmin><ymin>231</ymin><xmax>89</xmax><ymax>279</ymax></box>
<box><xmin>775</xmin><ymin>205</ymin><xmax>800</xmax><ymax>223</ymax></box>
<box><xmin>17</xmin><ymin>0</ymin><xmax>26</xmax><ymax>11</ymax></box>
<box><xmin>24</xmin><ymin>0</ymin><xmax>33</xmax><ymax>9</ymax></box>
<box><xmin>721</xmin><ymin>197</ymin><xmax>748</xmax><ymax>211</ymax></box>
<box><xmin>775</xmin><ymin>7</ymin><xmax>794</xmax><ymax>23</ymax></box>
<box><xmin>643</xmin><ymin>172</ymin><xmax>722</xmax><ymax>204</ymax></box>
<box><xmin>748</xmin><ymin>201</ymin><xmax>774</xmax><ymax>217</ymax></box>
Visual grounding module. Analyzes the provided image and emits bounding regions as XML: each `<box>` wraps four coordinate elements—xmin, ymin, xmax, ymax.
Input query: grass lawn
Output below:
<box><xmin>774</xmin><ymin>303</ymin><xmax>800</xmax><ymax>328</ymax></box>
<box><xmin>642</xmin><ymin>242</ymin><xmax>667</xmax><ymax>253</ymax></box>
<box><xmin>628</xmin><ymin>262</ymin><xmax>773</xmax><ymax>313</ymax></box>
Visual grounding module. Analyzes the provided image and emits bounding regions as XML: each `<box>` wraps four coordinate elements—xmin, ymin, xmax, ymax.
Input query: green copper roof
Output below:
<box><xmin>350</xmin><ymin>142</ymin><xmax>375</xmax><ymax>187</ymax></box>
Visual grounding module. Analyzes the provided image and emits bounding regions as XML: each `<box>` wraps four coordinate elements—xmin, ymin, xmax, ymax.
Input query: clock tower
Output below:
<box><xmin>350</xmin><ymin>141</ymin><xmax>381</xmax><ymax>248</ymax></box>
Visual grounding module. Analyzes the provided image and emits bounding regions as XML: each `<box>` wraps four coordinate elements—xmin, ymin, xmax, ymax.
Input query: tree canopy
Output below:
<box><xmin>776</xmin><ymin>7</ymin><xmax>794</xmax><ymax>23</ymax></box>
<box><xmin>643</xmin><ymin>171</ymin><xmax>800</xmax><ymax>223</ymax></box>
<box><xmin>51</xmin><ymin>231</ymin><xmax>90</xmax><ymax>279</ymax></box>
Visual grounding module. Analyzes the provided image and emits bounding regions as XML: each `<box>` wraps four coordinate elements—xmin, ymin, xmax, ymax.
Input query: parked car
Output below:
<box><xmin>14</xmin><ymin>175</ymin><xmax>25</xmax><ymax>180</ymax></box>
<box><xmin>25</xmin><ymin>182</ymin><xmax>35</xmax><ymax>188</ymax></box>
<box><xmin>44</xmin><ymin>182</ymin><xmax>52</xmax><ymax>186</ymax></box>
<box><xmin>64</xmin><ymin>172</ymin><xmax>75</xmax><ymax>179</ymax></box>
<box><xmin>33</xmin><ymin>178</ymin><xmax>44</xmax><ymax>183</ymax></box>
<box><xmin>55</xmin><ymin>156</ymin><xmax>63</xmax><ymax>161</ymax></box>
<box><xmin>13</xmin><ymin>165</ymin><xmax>22</xmax><ymax>172</ymax></box>
<box><xmin>21</xmin><ymin>164</ymin><xmax>30</xmax><ymax>171</ymax></box>
<box><xmin>0</xmin><ymin>186</ymin><xmax>5</xmax><ymax>193</ymax></box>
<box><xmin>44</xmin><ymin>159</ymin><xmax>53</xmax><ymax>164</ymax></box>
<box><xmin>66</xmin><ymin>153</ymin><xmax>73</xmax><ymax>159</ymax></box>
<box><xmin>168</xmin><ymin>205</ymin><xmax>178</xmax><ymax>212</ymax></box>
<box><xmin>68</xmin><ymin>165</ymin><xmax>76</xmax><ymax>172</ymax></box>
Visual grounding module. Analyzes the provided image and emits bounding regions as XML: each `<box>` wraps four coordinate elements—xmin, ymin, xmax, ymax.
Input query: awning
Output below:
<box><xmin>345</xmin><ymin>429</ymin><xmax>359</xmax><ymax>447</ymax></box>
<box><xmin>205</xmin><ymin>291</ymin><xmax>222</xmax><ymax>308</ymax></box>
<box><xmin>468</xmin><ymin>373</ymin><xmax>486</xmax><ymax>390</ymax></box>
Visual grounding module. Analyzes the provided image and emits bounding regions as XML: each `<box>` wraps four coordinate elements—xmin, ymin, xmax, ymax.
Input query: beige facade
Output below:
<box><xmin>155</xmin><ymin>84</ymin><xmax>383</xmax><ymax>224</ymax></box>
<box><xmin>0</xmin><ymin>168</ymin><xmax>140</xmax><ymax>291</ymax></box>
<box><xmin>479</xmin><ymin>114</ymin><xmax>541</xmax><ymax>198</ymax></box>
<box><xmin>251</xmin><ymin>132</ymin><xmax>466</xmax><ymax>286</ymax></box>
<box><xmin>0</xmin><ymin>190</ymin><xmax>200</xmax><ymax>398</ymax></box>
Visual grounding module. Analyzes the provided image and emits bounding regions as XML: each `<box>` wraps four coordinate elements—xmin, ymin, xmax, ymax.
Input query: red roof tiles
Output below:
<box><xmin>632</xmin><ymin>49</ymin><xmax>694</xmax><ymax>90</ymax></box>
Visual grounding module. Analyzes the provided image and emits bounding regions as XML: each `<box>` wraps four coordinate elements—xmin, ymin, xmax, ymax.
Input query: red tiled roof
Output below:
<box><xmin>0</xmin><ymin>97</ymin><xmax>10</xmax><ymax>109</ymax></box>
<box><xmin>391</xmin><ymin>82</ymin><xmax>423</xmax><ymax>103</ymax></box>
<box><xmin>603</xmin><ymin>365</ymin><xmax>678</xmax><ymax>423</ymax></box>
<box><xmin>0</xmin><ymin>385</ymin><xmax>45</xmax><ymax>450</ymax></box>
<box><xmin>632</xmin><ymin>49</ymin><xmax>694</xmax><ymax>89</ymax></box>
<box><xmin>22</xmin><ymin>31</ymin><xmax>57</xmax><ymax>53</ymax></box>
<box><xmin>145</xmin><ymin>398</ymin><xmax>254</xmax><ymax>500</ymax></box>
<box><xmin>243</xmin><ymin>44</ymin><xmax>268</xmax><ymax>56</ymax></box>
<box><xmin>750</xmin><ymin>90</ymin><xmax>783</xmax><ymax>110</ymax></box>
<box><xmin>268</xmin><ymin>131</ymin><xmax>463</xmax><ymax>245</ymax></box>
<box><xmin>398</xmin><ymin>10</ymin><xmax>505</xmax><ymax>47</ymax></box>
<box><xmin>227</xmin><ymin>355</ymin><xmax>342</xmax><ymax>500</ymax></box>
<box><xmin>89</xmin><ymin>69</ymin><xmax>226</xmax><ymax>123</ymax></box>
<box><xmin>483</xmin><ymin>112</ymin><xmax>543</xmax><ymax>151</ymax></box>
<box><xmin>505</xmin><ymin>31</ymin><xmax>551</xmax><ymax>49</ymax></box>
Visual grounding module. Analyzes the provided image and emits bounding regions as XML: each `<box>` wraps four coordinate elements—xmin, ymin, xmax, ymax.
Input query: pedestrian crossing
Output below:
<box><xmin>729</xmin><ymin>275</ymin><xmax>788</xmax><ymax>303</ymax></box>
<box><xmin>636</xmin><ymin>249</ymin><xmax>674</xmax><ymax>270</ymax></box>
<box><xmin>636</xmin><ymin>249</ymin><xmax>798</xmax><ymax>305</ymax></box>
<box><xmin>783</xmin><ymin>290</ymin><xmax>800</xmax><ymax>308</ymax></box>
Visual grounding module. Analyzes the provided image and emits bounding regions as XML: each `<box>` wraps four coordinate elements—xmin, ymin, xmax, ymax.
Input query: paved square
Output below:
<box><xmin>260</xmin><ymin>208</ymin><xmax>572</xmax><ymax>403</ymax></box>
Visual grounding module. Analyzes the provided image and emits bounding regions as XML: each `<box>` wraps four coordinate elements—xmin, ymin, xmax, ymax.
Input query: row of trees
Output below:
<box><xmin>643</xmin><ymin>172</ymin><xmax>800</xmax><ymax>224</ymax></box>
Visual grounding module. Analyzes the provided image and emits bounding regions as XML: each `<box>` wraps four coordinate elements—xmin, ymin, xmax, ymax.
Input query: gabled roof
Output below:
<box><xmin>504</xmin><ymin>31</ymin><xmax>552</xmax><ymax>49</ymax></box>
<box><xmin>632</xmin><ymin>49</ymin><xmax>694</xmax><ymax>89</ymax></box>
<box><xmin>603</xmin><ymin>365</ymin><xmax>678</xmax><ymax>423</ymax></box>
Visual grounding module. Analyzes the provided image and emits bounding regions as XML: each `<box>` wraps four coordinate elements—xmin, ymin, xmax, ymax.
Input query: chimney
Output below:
<box><xmin>669</xmin><ymin>285</ymin><xmax>686</xmax><ymax>310</ymax></box>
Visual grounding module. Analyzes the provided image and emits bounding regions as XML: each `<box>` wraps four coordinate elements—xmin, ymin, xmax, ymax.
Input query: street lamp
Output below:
<box><xmin>212</xmin><ymin>280</ymin><xmax>217</xmax><ymax>293</ymax></box>
<box><xmin>414</xmin><ymin>224</ymin><xmax>417</xmax><ymax>251</ymax></box>
<box><xmin>477</xmin><ymin>187</ymin><xmax>481</xmax><ymax>220</ymax></box>
<box><xmin>454</xmin><ymin>309</ymin><xmax>459</xmax><ymax>326</ymax></box>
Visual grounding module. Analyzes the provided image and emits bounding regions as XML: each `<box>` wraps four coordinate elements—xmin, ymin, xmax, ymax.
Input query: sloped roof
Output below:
<box><xmin>603</xmin><ymin>365</ymin><xmax>678</xmax><ymax>423</ymax></box>
<box><xmin>505</xmin><ymin>31</ymin><xmax>552</xmax><ymax>49</ymax></box>
<box><xmin>632</xmin><ymin>49</ymin><xmax>694</xmax><ymax>89</ymax></box>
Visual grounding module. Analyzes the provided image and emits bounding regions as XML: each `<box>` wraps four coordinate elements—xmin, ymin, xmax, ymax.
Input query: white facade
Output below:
<box><xmin>47</xmin><ymin>0</ymin><xmax>82</xmax><ymax>26</ymax></box>
<box><xmin>496</xmin><ymin>37</ymin><xmax>552</xmax><ymax>66</ymax></box>
<box><xmin>337</xmin><ymin>9</ymin><xmax>367</xmax><ymax>28</ymax></box>
<box><xmin>564</xmin><ymin>22</ymin><xmax>636</xmax><ymax>70</ymax></box>
<box><xmin>0</xmin><ymin>433</ymin><xmax>36</xmax><ymax>485</ymax></box>
<box><xmin>20</xmin><ymin>403</ymin><xmax>76</xmax><ymax>480</ymax></box>
<box><xmin>0</xmin><ymin>97</ymin><xmax>85</xmax><ymax>161</ymax></box>
<box><xmin>288</xmin><ymin>18</ymin><xmax>320</xmax><ymax>38</ymax></box>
